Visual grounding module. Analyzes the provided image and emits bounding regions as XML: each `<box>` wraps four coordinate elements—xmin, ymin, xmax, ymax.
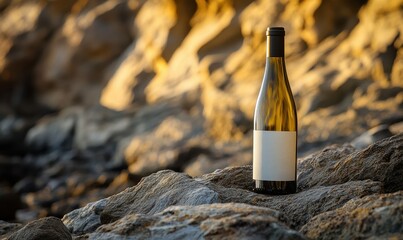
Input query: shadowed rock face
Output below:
<box><xmin>0</xmin><ymin>0</ymin><xmax>402</xmax><ymax>238</ymax></box>
<box><xmin>0</xmin><ymin>221</ymin><xmax>22</xmax><ymax>239</ymax></box>
<box><xmin>301</xmin><ymin>191</ymin><xmax>403</xmax><ymax>240</ymax></box>
<box><xmin>298</xmin><ymin>134</ymin><xmax>403</xmax><ymax>192</ymax></box>
<box><xmin>90</xmin><ymin>204</ymin><xmax>306</xmax><ymax>240</ymax></box>
<box><xmin>0</xmin><ymin>134</ymin><xmax>402</xmax><ymax>239</ymax></box>
<box><xmin>7</xmin><ymin>217</ymin><xmax>72</xmax><ymax>240</ymax></box>
<box><xmin>99</xmin><ymin>170</ymin><xmax>219</xmax><ymax>224</ymax></box>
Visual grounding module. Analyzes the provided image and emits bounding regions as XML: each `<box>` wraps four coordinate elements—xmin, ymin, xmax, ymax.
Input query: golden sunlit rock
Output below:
<box><xmin>0</xmin><ymin>0</ymin><xmax>402</xmax><ymax>237</ymax></box>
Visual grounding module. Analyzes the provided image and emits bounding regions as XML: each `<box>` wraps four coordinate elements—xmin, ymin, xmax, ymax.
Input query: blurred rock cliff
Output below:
<box><xmin>0</xmin><ymin>0</ymin><xmax>402</xmax><ymax>221</ymax></box>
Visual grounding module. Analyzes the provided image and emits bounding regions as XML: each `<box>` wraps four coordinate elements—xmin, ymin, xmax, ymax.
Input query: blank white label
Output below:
<box><xmin>253</xmin><ymin>130</ymin><xmax>296</xmax><ymax>181</ymax></box>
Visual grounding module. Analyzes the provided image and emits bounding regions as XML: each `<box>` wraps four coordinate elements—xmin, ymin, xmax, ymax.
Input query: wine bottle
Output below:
<box><xmin>253</xmin><ymin>27</ymin><xmax>297</xmax><ymax>195</ymax></box>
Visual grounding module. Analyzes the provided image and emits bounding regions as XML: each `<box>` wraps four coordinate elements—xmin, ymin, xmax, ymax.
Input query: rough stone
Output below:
<box><xmin>100</xmin><ymin>0</ymin><xmax>192</xmax><ymax>109</ymax></box>
<box><xmin>99</xmin><ymin>170</ymin><xmax>219</xmax><ymax>224</ymax></box>
<box><xmin>208</xmin><ymin>179</ymin><xmax>382</xmax><ymax>230</ymax></box>
<box><xmin>351</xmin><ymin>124</ymin><xmax>394</xmax><ymax>149</ymax></box>
<box><xmin>35</xmin><ymin>0</ymin><xmax>132</xmax><ymax>108</ymax></box>
<box><xmin>0</xmin><ymin>221</ymin><xmax>22</xmax><ymax>239</ymax></box>
<box><xmin>0</xmin><ymin>2</ymin><xmax>402</xmax><ymax>240</ymax></box>
<box><xmin>62</xmin><ymin>199</ymin><xmax>107</xmax><ymax>235</ymax></box>
<box><xmin>65</xmin><ymin>168</ymin><xmax>382</xmax><ymax>234</ymax></box>
<box><xmin>301</xmin><ymin>191</ymin><xmax>403</xmax><ymax>240</ymax></box>
<box><xmin>198</xmin><ymin>165</ymin><xmax>254</xmax><ymax>191</ymax></box>
<box><xmin>90</xmin><ymin>203</ymin><xmax>305</xmax><ymax>240</ymax></box>
<box><xmin>8</xmin><ymin>216</ymin><xmax>72</xmax><ymax>240</ymax></box>
<box><xmin>124</xmin><ymin>113</ymin><xmax>205</xmax><ymax>176</ymax></box>
<box><xmin>0</xmin><ymin>1</ymin><xmax>71</xmax><ymax>112</ymax></box>
<box><xmin>25</xmin><ymin>108</ymin><xmax>78</xmax><ymax>151</ymax></box>
<box><xmin>298</xmin><ymin>133</ymin><xmax>403</xmax><ymax>192</ymax></box>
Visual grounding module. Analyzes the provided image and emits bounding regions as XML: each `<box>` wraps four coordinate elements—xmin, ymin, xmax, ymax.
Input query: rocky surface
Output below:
<box><xmin>298</xmin><ymin>134</ymin><xmax>403</xmax><ymax>192</ymax></box>
<box><xmin>0</xmin><ymin>135</ymin><xmax>402</xmax><ymax>239</ymax></box>
<box><xmin>0</xmin><ymin>221</ymin><xmax>22</xmax><ymax>239</ymax></box>
<box><xmin>301</xmin><ymin>191</ymin><xmax>403</xmax><ymax>239</ymax></box>
<box><xmin>0</xmin><ymin>0</ymin><xmax>402</xmax><ymax>239</ymax></box>
<box><xmin>7</xmin><ymin>216</ymin><xmax>71</xmax><ymax>240</ymax></box>
<box><xmin>88</xmin><ymin>204</ymin><xmax>305</xmax><ymax>240</ymax></box>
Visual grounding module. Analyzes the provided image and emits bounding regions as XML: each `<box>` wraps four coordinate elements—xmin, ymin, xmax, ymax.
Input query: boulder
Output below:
<box><xmin>123</xmin><ymin>113</ymin><xmax>205</xmax><ymax>176</ymax></box>
<box><xmin>100</xmin><ymin>0</ymin><xmax>196</xmax><ymax>109</ymax></box>
<box><xmin>35</xmin><ymin>0</ymin><xmax>132</xmax><ymax>108</ymax></box>
<box><xmin>99</xmin><ymin>170</ymin><xmax>218</xmax><ymax>224</ymax></box>
<box><xmin>298</xmin><ymin>133</ymin><xmax>403</xmax><ymax>192</ymax></box>
<box><xmin>0</xmin><ymin>1</ymin><xmax>72</xmax><ymax>112</ymax></box>
<box><xmin>207</xmin><ymin>178</ymin><xmax>382</xmax><ymax>229</ymax></box>
<box><xmin>25</xmin><ymin>108</ymin><xmax>78</xmax><ymax>151</ymax></box>
<box><xmin>198</xmin><ymin>165</ymin><xmax>254</xmax><ymax>191</ymax></box>
<box><xmin>7</xmin><ymin>216</ymin><xmax>71</xmax><ymax>240</ymax></box>
<box><xmin>62</xmin><ymin>199</ymin><xmax>107</xmax><ymax>235</ymax></box>
<box><xmin>0</xmin><ymin>220</ymin><xmax>22</xmax><ymax>238</ymax></box>
<box><xmin>64</xmin><ymin>170</ymin><xmax>382</xmax><ymax>234</ymax></box>
<box><xmin>89</xmin><ymin>203</ymin><xmax>305</xmax><ymax>240</ymax></box>
<box><xmin>301</xmin><ymin>191</ymin><xmax>403</xmax><ymax>239</ymax></box>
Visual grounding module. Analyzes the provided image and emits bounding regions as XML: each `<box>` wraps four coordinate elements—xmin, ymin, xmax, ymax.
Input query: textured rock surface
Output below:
<box><xmin>89</xmin><ymin>203</ymin><xmax>305</xmax><ymax>240</ymax></box>
<box><xmin>7</xmin><ymin>216</ymin><xmax>72</xmax><ymax>240</ymax></box>
<box><xmin>298</xmin><ymin>134</ymin><xmax>403</xmax><ymax>192</ymax></box>
<box><xmin>0</xmin><ymin>221</ymin><xmax>22</xmax><ymax>239</ymax></box>
<box><xmin>62</xmin><ymin>199</ymin><xmax>107</xmax><ymax>235</ymax></box>
<box><xmin>123</xmin><ymin>113</ymin><xmax>204</xmax><ymax>176</ymax></box>
<box><xmin>207</xmin><ymin>178</ymin><xmax>382</xmax><ymax>229</ymax></box>
<box><xmin>301</xmin><ymin>191</ymin><xmax>403</xmax><ymax>239</ymax></box>
<box><xmin>198</xmin><ymin>165</ymin><xmax>254</xmax><ymax>191</ymax></box>
<box><xmin>35</xmin><ymin>0</ymin><xmax>132</xmax><ymax>108</ymax></box>
<box><xmin>0</xmin><ymin>133</ymin><xmax>396</xmax><ymax>239</ymax></box>
<box><xmin>64</xmin><ymin>172</ymin><xmax>383</xmax><ymax>234</ymax></box>
<box><xmin>0</xmin><ymin>1</ymin><xmax>402</xmax><ymax>238</ymax></box>
<box><xmin>99</xmin><ymin>170</ymin><xmax>218</xmax><ymax>224</ymax></box>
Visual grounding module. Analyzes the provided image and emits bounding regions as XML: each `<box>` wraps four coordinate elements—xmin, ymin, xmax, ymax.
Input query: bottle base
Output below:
<box><xmin>253</xmin><ymin>180</ymin><xmax>296</xmax><ymax>195</ymax></box>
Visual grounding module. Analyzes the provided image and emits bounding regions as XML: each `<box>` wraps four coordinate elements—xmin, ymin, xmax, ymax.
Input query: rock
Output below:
<box><xmin>75</xmin><ymin>103</ymin><xmax>181</xmax><ymax>153</ymax></box>
<box><xmin>72</xmin><ymin>106</ymin><xmax>134</xmax><ymax>151</ymax></box>
<box><xmin>62</xmin><ymin>199</ymin><xmax>107</xmax><ymax>235</ymax></box>
<box><xmin>145</xmin><ymin>0</ymin><xmax>242</xmax><ymax>107</ymax></box>
<box><xmin>99</xmin><ymin>170</ymin><xmax>219</xmax><ymax>224</ymax></box>
<box><xmin>15</xmin><ymin>209</ymin><xmax>47</xmax><ymax>223</ymax></box>
<box><xmin>89</xmin><ymin>203</ymin><xmax>305</xmax><ymax>240</ymax></box>
<box><xmin>291</xmin><ymin>0</ymin><xmax>403</xmax><ymax>154</ymax></box>
<box><xmin>282</xmin><ymin>0</ymin><xmax>365</xmax><ymax>47</ymax></box>
<box><xmin>100</xmin><ymin>0</ymin><xmax>194</xmax><ymax>109</ymax></box>
<box><xmin>8</xmin><ymin>216</ymin><xmax>72</xmax><ymax>240</ymax></box>
<box><xmin>183</xmin><ymin>133</ymin><xmax>253</xmax><ymax>177</ymax></box>
<box><xmin>0</xmin><ymin>2</ymin><xmax>402</xmax><ymax>238</ymax></box>
<box><xmin>300</xmin><ymin>191</ymin><xmax>403</xmax><ymax>239</ymax></box>
<box><xmin>198</xmin><ymin>165</ymin><xmax>254</xmax><ymax>191</ymax></box>
<box><xmin>124</xmin><ymin>113</ymin><xmax>205</xmax><ymax>176</ymax></box>
<box><xmin>25</xmin><ymin>108</ymin><xmax>77</xmax><ymax>151</ymax></box>
<box><xmin>197</xmin><ymin>155</ymin><xmax>387</xmax><ymax>229</ymax></box>
<box><xmin>0</xmin><ymin>221</ymin><xmax>22</xmax><ymax>238</ymax></box>
<box><xmin>35</xmin><ymin>0</ymin><xmax>132</xmax><ymax>108</ymax></box>
<box><xmin>0</xmin><ymin>1</ymin><xmax>71</xmax><ymax>111</ymax></box>
<box><xmin>298</xmin><ymin>133</ymin><xmax>403</xmax><ymax>192</ymax></box>
<box><xmin>65</xmin><ymin>168</ymin><xmax>382</xmax><ymax>234</ymax></box>
<box><xmin>351</xmin><ymin>124</ymin><xmax>394</xmax><ymax>149</ymax></box>
<box><xmin>208</xmin><ymin>178</ymin><xmax>382</xmax><ymax>230</ymax></box>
